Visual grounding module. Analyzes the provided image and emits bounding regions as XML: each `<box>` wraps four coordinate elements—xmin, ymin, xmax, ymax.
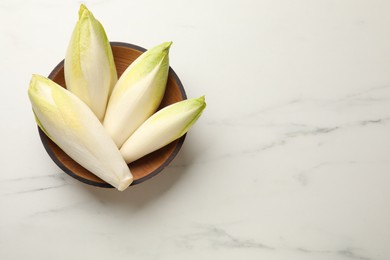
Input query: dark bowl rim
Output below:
<box><xmin>39</xmin><ymin>41</ymin><xmax>187</xmax><ymax>188</ymax></box>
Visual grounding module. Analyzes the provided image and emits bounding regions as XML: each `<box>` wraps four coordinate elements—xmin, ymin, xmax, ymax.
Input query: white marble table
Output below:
<box><xmin>1</xmin><ymin>0</ymin><xmax>390</xmax><ymax>259</ymax></box>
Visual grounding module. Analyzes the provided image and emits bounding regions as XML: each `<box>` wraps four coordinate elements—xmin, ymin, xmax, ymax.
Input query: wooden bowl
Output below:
<box><xmin>38</xmin><ymin>42</ymin><xmax>187</xmax><ymax>188</ymax></box>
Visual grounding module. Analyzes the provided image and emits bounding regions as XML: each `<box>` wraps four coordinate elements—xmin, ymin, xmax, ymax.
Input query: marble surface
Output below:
<box><xmin>1</xmin><ymin>0</ymin><xmax>390</xmax><ymax>259</ymax></box>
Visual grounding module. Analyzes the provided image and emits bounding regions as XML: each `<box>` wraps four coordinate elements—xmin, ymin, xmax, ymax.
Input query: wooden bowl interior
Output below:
<box><xmin>40</xmin><ymin>42</ymin><xmax>186</xmax><ymax>187</ymax></box>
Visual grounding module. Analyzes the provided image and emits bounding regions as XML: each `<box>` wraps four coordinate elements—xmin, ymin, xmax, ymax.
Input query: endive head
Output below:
<box><xmin>181</xmin><ymin>95</ymin><xmax>206</xmax><ymax>136</ymax></box>
<box><xmin>119</xmin><ymin>96</ymin><xmax>206</xmax><ymax>163</ymax></box>
<box><xmin>65</xmin><ymin>4</ymin><xmax>117</xmax><ymax>121</ymax></box>
<box><xmin>28</xmin><ymin>74</ymin><xmax>134</xmax><ymax>191</ymax></box>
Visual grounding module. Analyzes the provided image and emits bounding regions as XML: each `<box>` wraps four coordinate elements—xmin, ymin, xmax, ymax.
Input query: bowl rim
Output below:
<box><xmin>39</xmin><ymin>41</ymin><xmax>187</xmax><ymax>188</ymax></box>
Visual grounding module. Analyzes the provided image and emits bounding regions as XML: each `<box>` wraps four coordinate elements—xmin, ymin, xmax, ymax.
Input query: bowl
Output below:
<box><xmin>38</xmin><ymin>42</ymin><xmax>187</xmax><ymax>188</ymax></box>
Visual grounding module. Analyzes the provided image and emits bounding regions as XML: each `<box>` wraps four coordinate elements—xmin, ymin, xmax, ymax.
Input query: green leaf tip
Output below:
<box><xmin>179</xmin><ymin>95</ymin><xmax>206</xmax><ymax>137</ymax></box>
<box><xmin>78</xmin><ymin>4</ymin><xmax>91</xmax><ymax>19</ymax></box>
<box><xmin>149</xmin><ymin>41</ymin><xmax>173</xmax><ymax>55</ymax></box>
<box><xmin>163</xmin><ymin>41</ymin><xmax>173</xmax><ymax>49</ymax></box>
<box><xmin>190</xmin><ymin>95</ymin><xmax>206</xmax><ymax>111</ymax></box>
<box><xmin>196</xmin><ymin>95</ymin><xmax>206</xmax><ymax>104</ymax></box>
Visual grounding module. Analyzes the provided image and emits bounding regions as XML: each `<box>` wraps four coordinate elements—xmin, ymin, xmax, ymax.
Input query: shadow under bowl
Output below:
<box><xmin>38</xmin><ymin>42</ymin><xmax>187</xmax><ymax>188</ymax></box>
